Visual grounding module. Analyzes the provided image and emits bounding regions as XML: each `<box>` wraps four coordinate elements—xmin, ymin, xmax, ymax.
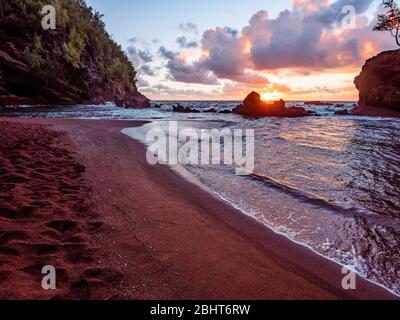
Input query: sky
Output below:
<box><xmin>85</xmin><ymin>0</ymin><xmax>395</xmax><ymax>101</ymax></box>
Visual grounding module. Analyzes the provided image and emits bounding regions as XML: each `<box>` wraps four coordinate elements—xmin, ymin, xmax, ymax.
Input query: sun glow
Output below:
<box><xmin>260</xmin><ymin>91</ymin><xmax>283</xmax><ymax>101</ymax></box>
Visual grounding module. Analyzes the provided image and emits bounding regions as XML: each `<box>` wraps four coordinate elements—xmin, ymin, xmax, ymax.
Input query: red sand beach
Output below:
<box><xmin>0</xmin><ymin>118</ymin><xmax>396</xmax><ymax>300</ymax></box>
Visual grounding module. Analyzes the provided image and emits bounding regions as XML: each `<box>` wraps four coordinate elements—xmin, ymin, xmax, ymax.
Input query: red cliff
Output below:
<box><xmin>353</xmin><ymin>50</ymin><xmax>400</xmax><ymax>117</ymax></box>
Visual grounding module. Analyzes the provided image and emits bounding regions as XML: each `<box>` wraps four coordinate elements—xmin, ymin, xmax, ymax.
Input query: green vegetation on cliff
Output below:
<box><xmin>0</xmin><ymin>0</ymin><xmax>149</xmax><ymax>107</ymax></box>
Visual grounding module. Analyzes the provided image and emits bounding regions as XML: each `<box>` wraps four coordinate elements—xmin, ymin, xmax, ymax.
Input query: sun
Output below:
<box><xmin>260</xmin><ymin>91</ymin><xmax>283</xmax><ymax>101</ymax></box>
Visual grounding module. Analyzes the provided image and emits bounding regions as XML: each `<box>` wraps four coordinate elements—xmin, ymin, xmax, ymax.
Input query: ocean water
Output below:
<box><xmin>2</xmin><ymin>100</ymin><xmax>400</xmax><ymax>295</ymax></box>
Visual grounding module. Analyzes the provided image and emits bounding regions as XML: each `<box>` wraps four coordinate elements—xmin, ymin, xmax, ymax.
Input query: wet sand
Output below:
<box><xmin>0</xmin><ymin>118</ymin><xmax>396</xmax><ymax>300</ymax></box>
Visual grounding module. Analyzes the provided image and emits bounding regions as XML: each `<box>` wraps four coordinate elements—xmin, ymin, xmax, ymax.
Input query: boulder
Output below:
<box><xmin>171</xmin><ymin>104</ymin><xmax>232</xmax><ymax>114</ymax></box>
<box><xmin>203</xmin><ymin>108</ymin><xmax>218</xmax><ymax>113</ymax></box>
<box><xmin>218</xmin><ymin>109</ymin><xmax>233</xmax><ymax>114</ymax></box>
<box><xmin>304</xmin><ymin>101</ymin><xmax>332</xmax><ymax>106</ymax></box>
<box><xmin>334</xmin><ymin>109</ymin><xmax>350</xmax><ymax>116</ymax></box>
<box><xmin>233</xmin><ymin>91</ymin><xmax>313</xmax><ymax>118</ymax></box>
<box><xmin>353</xmin><ymin>50</ymin><xmax>400</xmax><ymax>117</ymax></box>
<box><xmin>115</xmin><ymin>92</ymin><xmax>150</xmax><ymax>109</ymax></box>
<box><xmin>172</xmin><ymin>104</ymin><xmax>200</xmax><ymax>113</ymax></box>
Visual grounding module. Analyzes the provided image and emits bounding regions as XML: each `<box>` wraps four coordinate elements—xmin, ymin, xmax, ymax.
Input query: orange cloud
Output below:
<box><xmin>152</xmin><ymin>0</ymin><xmax>395</xmax><ymax>100</ymax></box>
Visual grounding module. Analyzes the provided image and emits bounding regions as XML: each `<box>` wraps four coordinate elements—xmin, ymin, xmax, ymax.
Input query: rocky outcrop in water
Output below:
<box><xmin>334</xmin><ymin>109</ymin><xmax>350</xmax><ymax>116</ymax></box>
<box><xmin>172</xmin><ymin>104</ymin><xmax>200</xmax><ymax>113</ymax></box>
<box><xmin>233</xmin><ymin>92</ymin><xmax>314</xmax><ymax>118</ymax></box>
<box><xmin>353</xmin><ymin>50</ymin><xmax>400</xmax><ymax>117</ymax></box>
<box><xmin>304</xmin><ymin>101</ymin><xmax>332</xmax><ymax>106</ymax></box>
<box><xmin>0</xmin><ymin>0</ymin><xmax>149</xmax><ymax>108</ymax></box>
<box><xmin>172</xmin><ymin>104</ymin><xmax>230</xmax><ymax>114</ymax></box>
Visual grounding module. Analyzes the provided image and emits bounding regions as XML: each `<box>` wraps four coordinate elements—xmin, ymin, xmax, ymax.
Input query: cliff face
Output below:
<box><xmin>353</xmin><ymin>50</ymin><xmax>400</xmax><ymax>117</ymax></box>
<box><xmin>0</xmin><ymin>0</ymin><xmax>150</xmax><ymax>108</ymax></box>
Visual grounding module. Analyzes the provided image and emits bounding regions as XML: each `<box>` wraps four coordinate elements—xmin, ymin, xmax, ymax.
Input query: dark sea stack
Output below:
<box><xmin>304</xmin><ymin>101</ymin><xmax>332</xmax><ymax>106</ymax></box>
<box><xmin>0</xmin><ymin>0</ymin><xmax>150</xmax><ymax>108</ymax></box>
<box><xmin>172</xmin><ymin>104</ymin><xmax>200</xmax><ymax>113</ymax></box>
<box><xmin>353</xmin><ymin>50</ymin><xmax>400</xmax><ymax>117</ymax></box>
<box><xmin>233</xmin><ymin>91</ymin><xmax>313</xmax><ymax>118</ymax></box>
<box><xmin>334</xmin><ymin>109</ymin><xmax>350</xmax><ymax>116</ymax></box>
<box><xmin>218</xmin><ymin>109</ymin><xmax>233</xmax><ymax>114</ymax></box>
<box><xmin>203</xmin><ymin>108</ymin><xmax>218</xmax><ymax>113</ymax></box>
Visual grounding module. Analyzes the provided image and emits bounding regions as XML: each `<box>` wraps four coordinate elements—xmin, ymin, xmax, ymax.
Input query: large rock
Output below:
<box><xmin>233</xmin><ymin>91</ymin><xmax>313</xmax><ymax>118</ymax></box>
<box><xmin>172</xmin><ymin>104</ymin><xmax>200</xmax><ymax>113</ymax></box>
<box><xmin>353</xmin><ymin>50</ymin><xmax>400</xmax><ymax>117</ymax></box>
<box><xmin>304</xmin><ymin>101</ymin><xmax>332</xmax><ymax>106</ymax></box>
<box><xmin>115</xmin><ymin>92</ymin><xmax>150</xmax><ymax>108</ymax></box>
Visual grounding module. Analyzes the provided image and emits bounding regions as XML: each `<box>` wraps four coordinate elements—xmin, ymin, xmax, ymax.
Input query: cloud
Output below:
<box><xmin>166</xmin><ymin>59</ymin><xmax>219</xmax><ymax>85</ymax></box>
<box><xmin>142</xmin><ymin>83</ymin><xmax>221</xmax><ymax>99</ymax></box>
<box><xmin>127</xmin><ymin>45</ymin><xmax>153</xmax><ymax>65</ymax></box>
<box><xmin>179</xmin><ymin>22</ymin><xmax>199</xmax><ymax>34</ymax></box>
<box><xmin>190</xmin><ymin>27</ymin><xmax>267</xmax><ymax>84</ymax></box>
<box><xmin>200</xmin><ymin>27</ymin><xmax>250</xmax><ymax>80</ymax></box>
<box><xmin>176</xmin><ymin>36</ymin><xmax>198</xmax><ymax>48</ymax></box>
<box><xmin>133</xmin><ymin>0</ymin><xmax>396</xmax><ymax>100</ymax></box>
<box><xmin>159</xmin><ymin>0</ymin><xmax>393</xmax><ymax>88</ymax></box>
<box><xmin>222</xmin><ymin>79</ymin><xmax>292</xmax><ymax>98</ymax></box>
<box><xmin>127</xmin><ymin>37</ymin><xmax>138</xmax><ymax>44</ymax></box>
<box><xmin>139</xmin><ymin>65</ymin><xmax>155</xmax><ymax>76</ymax></box>
<box><xmin>138</xmin><ymin>50</ymin><xmax>153</xmax><ymax>63</ymax></box>
<box><xmin>270</xmin><ymin>82</ymin><xmax>292</xmax><ymax>93</ymax></box>
<box><xmin>292</xmin><ymin>85</ymin><xmax>355</xmax><ymax>95</ymax></box>
<box><xmin>137</xmin><ymin>78</ymin><xmax>150</xmax><ymax>88</ymax></box>
<box><xmin>126</xmin><ymin>43</ymin><xmax>158</xmax><ymax>81</ymax></box>
<box><xmin>158</xmin><ymin>46</ymin><xmax>176</xmax><ymax>60</ymax></box>
<box><xmin>243</xmin><ymin>1</ymin><xmax>393</xmax><ymax>70</ymax></box>
<box><xmin>312</xmin><ymin>0</ymin><xmax>374</xmax><ymax>26</ymax></box>
<box><xmin>158</xmin><ymin>46</ymin><xmax>219</xmax><ymax>85</ymax></box>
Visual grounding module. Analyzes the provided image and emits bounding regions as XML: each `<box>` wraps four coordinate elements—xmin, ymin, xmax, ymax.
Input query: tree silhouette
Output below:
<box><xmin>374</xmin><ymin>0</ymin><xmax>400</xmax><ymax>47</ymax></box>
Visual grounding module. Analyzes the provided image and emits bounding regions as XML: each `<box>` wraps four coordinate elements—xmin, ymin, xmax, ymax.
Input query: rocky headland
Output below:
<box><xmin>0</xmin><ymin>0</ymin><xmax>149</xmax><ymax>108</ymax></box>
<box><xmin>353</xmin><ymin>49</ymin><xmax>400</xmax><ymax>117</ymax></box>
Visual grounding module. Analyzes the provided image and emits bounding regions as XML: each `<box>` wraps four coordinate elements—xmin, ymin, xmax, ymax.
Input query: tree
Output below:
<box><xmin>374</xmin><ymin>0</ymin><xmax>400</xmax><ymax>47</ymax></box>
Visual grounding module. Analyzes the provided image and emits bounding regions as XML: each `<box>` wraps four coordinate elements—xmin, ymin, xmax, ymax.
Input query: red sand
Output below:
<box><xmin>0</xmin><ymin>121</ymin><xmax>116</xmax><ymax>299</ymax></box>
<box><xmin>0</xmin><ymin>118</ymin><xmax>396</xmax><ymax>300</ymax></box>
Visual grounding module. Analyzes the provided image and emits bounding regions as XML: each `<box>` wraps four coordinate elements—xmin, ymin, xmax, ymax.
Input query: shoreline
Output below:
<box><xmin>123</xmin><ymin>119</ymin><xmax>400</xmax><ymax>298</ymax></box>
<box><xmin>1</xmin><ymin>117</ymin><xmax>396</xmax><ymax>300</ymax></box>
